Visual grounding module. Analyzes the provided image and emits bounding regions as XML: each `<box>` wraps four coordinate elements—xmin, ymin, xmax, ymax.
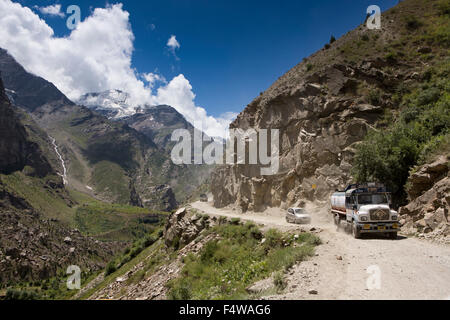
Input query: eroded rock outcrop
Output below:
<box><xmin>164</xmin><ymin>207</ymin><xmax>210</xmax><ymax>247</ymax></box>
<box><xmin>211</xmin><ymin>63</ymin><xmax>391</xmax><ymax>211</ymax></box>
<box><xmin>399</xmin><ymin>156</ymin><xmax>449</xmax><ymax>240</ymax></box>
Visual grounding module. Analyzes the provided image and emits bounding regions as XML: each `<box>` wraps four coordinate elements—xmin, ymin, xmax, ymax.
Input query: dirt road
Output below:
<box><xmin>190</xmin><ymin>201</ymin><xmax>450</xmax><ymax>300</ymax></box>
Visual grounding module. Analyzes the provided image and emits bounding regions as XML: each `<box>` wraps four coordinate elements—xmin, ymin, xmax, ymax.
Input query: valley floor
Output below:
<box><xmin>190</xmin><ymin>201</ymin><xmax>450</xmax><ymax>300</ymax></box>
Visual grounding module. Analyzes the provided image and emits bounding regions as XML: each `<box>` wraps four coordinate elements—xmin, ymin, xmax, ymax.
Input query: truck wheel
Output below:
<box><xmin>389</xmin><ymin>232</ymin><xmax>397</xmax><ymax>240</ymax></box>
<box><xmin>352</xmin><ymin>223</ymin><xmax>361</xmax><ymax>239</ymax></box>
<box><xmin>334</xmin><ymin>215</ymin><xmax>340</xmax><ymax>226</ymax></box>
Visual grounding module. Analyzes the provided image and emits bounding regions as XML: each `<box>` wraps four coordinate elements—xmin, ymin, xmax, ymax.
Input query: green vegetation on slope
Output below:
<box><xmin>167</xmin><ymin>222</ymin><xmax>321</xmax><ymax>300</ymax></box>
<box><xmin>0</xmin><ymin>172</ymin><xmax>74</xmax><ymax>225</ymax></box>
<box><xmin>75</xmin><ymin>204</ymin><xmax>166</xmax><ymax>242</ymax></box>
<box><xmin>0</xmin><ymin>170</ymin><xmax>167</xmax><ymax>242</ymax></box>
<box><xmin>353</xmin><ymin>59</ymin><xmax>450</xmax><ymax>203</ymax></box>
<box><xmin>77</xmin><ymin>228</ymin><xmax>166</xmax><ymax>300</ymax></box>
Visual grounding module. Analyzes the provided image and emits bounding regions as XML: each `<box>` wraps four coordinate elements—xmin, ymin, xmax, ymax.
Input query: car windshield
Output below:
<box><xmin>357</xmin><ymin>194</ymin><xmax>388</xmax><ymax>205</ymax></box>
<box><xmin>294</xmin><ymin>209</ymin><xmax>305</xmax><ymax>214</ymax></box>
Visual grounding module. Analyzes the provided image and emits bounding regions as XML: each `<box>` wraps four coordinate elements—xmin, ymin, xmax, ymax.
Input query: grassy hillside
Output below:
<box><xmin>352</xmin><ymin>0</ymin><xmax>450</xmax><ymax>204</ymax></box>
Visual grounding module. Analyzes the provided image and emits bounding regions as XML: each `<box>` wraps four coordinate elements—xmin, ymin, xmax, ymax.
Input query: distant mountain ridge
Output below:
<box><xmin>0</xmin><ymin>49</ymin><xmax>179</xmax><ymax>210</ymax></box>
<box><xmin>0</xmin><ymin>48</ymin><xmax>213</xmax><ymax>209</ymax></box>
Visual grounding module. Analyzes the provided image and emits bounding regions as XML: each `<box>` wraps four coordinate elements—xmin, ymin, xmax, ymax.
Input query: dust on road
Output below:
<box><xmin>190</xmin><ymin>201</ymin><xmax>450</xmax><ymax>300</ymax></box>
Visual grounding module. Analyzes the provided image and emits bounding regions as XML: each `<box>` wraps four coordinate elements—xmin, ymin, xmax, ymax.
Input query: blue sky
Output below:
<box><xmin>5</xmin><ymin>0</ymin><xmax>398</xmax><ymax>135</ymax></box>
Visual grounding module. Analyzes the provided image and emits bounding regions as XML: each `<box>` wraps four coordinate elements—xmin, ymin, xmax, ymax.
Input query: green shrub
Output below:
<box><xmin>167</xmin><ymin>279</ymin><xmax>192</xmax><ymax>300</ymax></box>
<box><xmin>273</xmin><ymin>271</ymin><xmax>287</xmax><ymax>292</ymax></box>
<box><xmin>405</xmin><ymin>15</ymin><xmax>423</xmax><ymax>30</ymax></box>
<box><xmin>263</xmin><ymin>229</ymin><xmax>284</xmax><ymax>249</ymax></box>
<box><xmin>230</xmin><ymin>218</ymin><xmax>241</xmax><ymax>225</ymax></box>
<box><xmin>104</xmin><ymin>261</ymin><xmax>117</xmax><ymax>276</ymax></box>
<box><xmin>167</xmin><ymin>223</ymin><xmax>319</xmax><ymax>300</ymax></box>
<box><xmin>438</xmin><ymin>0</ymin><xmax>450</xmax><ymax>15</ymax></box>
<box><xmin>367</xmin><ymin>88</ymin><xmax>382</xmax><ymax>105</ymax></box>
<box><xmin>330</xmin><ymin>35</ymin><xmax>336</xmax><ymax>43</ymax></box>
<box><xmin>5</xmin><ymin>289</ymin><xmax>40</xmax><ymax>300</ymax></box>
<box><xmin>353</xmin><ymin>62</ymin><xmax>450</xmax><ymax>204</ymax></box>
<box><xmin>385</xmin><ymin>51</ymin><xmax>397</xmax><ymax>63</ymax></box>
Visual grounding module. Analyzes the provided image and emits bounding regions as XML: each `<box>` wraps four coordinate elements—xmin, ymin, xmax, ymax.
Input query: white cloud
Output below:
<box><xmin>36</xmin><ymin>4</ymin><xmax>65</xmax><ymax>18</ymax></box>
<box><xmin>143</xmin><ymin>72</ymin><xmax>166</xmax><ymax>87</ymax></box>
<box><xmin>0</xmin><ymin>0</ymin><xmax>234</xmax><ymax>137</ymax></box>
<box><xmin>167</xmin><ymin>35</ymin><xmax>180</xmax><ymax>60</ymax></box>
<box><xmin>155</xmin><ymin>75</ymin><xmax>237</xmax><ymax>138</ymax></box>
<box><xmin>167</xmin><ymin>35</ymin><xmax>180</xmax><ymax>50</ymax></box>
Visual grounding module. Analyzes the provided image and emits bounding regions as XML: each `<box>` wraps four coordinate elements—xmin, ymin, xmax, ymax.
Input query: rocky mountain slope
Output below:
<box><xmin>211</xmin><ymin>0</ymin><xmax>449</xmax><ymax>212</ymax></box>
<box><xmin>122</xmin><ymin>105</ymin><xmax>194</xmax><ymax>152</ymax></box>
<box><xmin>0</xmin><ymin>77</ymin><xmax>123</xmax><ymax>284</ymax></box>
<box><xmin>78</xmin><ymin>88</ymin><xmax>214</xmax><ymax>202</ymax></box>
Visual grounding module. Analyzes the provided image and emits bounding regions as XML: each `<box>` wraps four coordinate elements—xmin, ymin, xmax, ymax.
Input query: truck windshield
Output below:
<box><xmin>357</xmin><ymin>194</ymin><xmax>388</xmax><ymax>205</ymax></box>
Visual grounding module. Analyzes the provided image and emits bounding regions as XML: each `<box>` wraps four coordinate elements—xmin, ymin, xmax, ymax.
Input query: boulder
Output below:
<box><xmin>164</xmin><ymin>208</ymin><xmax>210</xmax><ymax>247</ymax></box>
<box><xmin>399</xmin><ymin>156</ymin><xmax>449</xmax><ymax>238</ymax></box>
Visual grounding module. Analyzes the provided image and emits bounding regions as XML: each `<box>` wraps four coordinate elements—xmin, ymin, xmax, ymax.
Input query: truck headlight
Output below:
<box><xmin>391</xmin><ymin>215</ymin><xmax>398</xmax><ymax>221</ymax></box>
<box><xmin>361</xmin><ymin>216</ymin><xmax>368</xmax><ymax>222</ymax></box>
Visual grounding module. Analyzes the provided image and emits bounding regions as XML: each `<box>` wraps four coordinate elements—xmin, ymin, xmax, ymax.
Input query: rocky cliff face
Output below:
<box><xmin>400</xmin><ymin>155</ymin><xmax>449</xmax><ymax>240</ymax></box>
<box><xmin>0</xmin><ymin>76</ymin><xmax>53</xmax><ymax>177</ymax></box>
<box><xmin>211</xmin><ymin>0</ymin><xmax>447</xmax><ymax>212</ymax></box>
<box><xmin>211</xmin><ymin>60</ymin><xmax>405</xmax><ymax>211</ymax></box>
<box><xmin>0</xmin><ymin>76</ymin><xmax>28</xmax><ymax>174</ymax></box>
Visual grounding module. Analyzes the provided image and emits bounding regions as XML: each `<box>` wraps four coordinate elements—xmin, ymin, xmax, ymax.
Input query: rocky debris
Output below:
<box><xmin>400</xmin><ymin>156</ymin><xmax>449</xmax><ymax>242</ymax></box>
<box><xmin>308</xmin><ymin>290</ymin><xmax>318</xmax><ymax>295</ymax></box>
<box><xmin>246</xmin><ymin>276</ymin><xmax>274</xmax><ymax>295</ymax></box>
<box><xmin>89</xmin><ymin>233</ymin><xmax>218</xmax><ymax>300</ymax></box>
<box><xmin>164</xmin><ymin>207</ymin><xmax>210</xmax><ymax>248</ymax></box>
<box><xmin>0</xmin><ymin>188</ymin><xmax>124</xmax><ymax>284</ymax></box>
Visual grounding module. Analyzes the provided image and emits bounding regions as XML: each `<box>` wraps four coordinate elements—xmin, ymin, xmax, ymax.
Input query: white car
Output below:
<box><xmin>286</xmin><ymin>208</ymin><xmax>311</xmax><ymax>225</ymax></box>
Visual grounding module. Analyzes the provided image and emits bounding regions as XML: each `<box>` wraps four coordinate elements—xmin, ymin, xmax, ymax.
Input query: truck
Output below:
<box><xmin>331</xmin><ymin>183</ymin><xmax>400</xmax><ymax>239</ymax></box>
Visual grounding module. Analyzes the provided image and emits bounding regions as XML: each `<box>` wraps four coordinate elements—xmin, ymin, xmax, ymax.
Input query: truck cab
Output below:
<box><xmin>331</xmin><ymin>183</ymin><xmax>399</xmax><ymax>239</ymax></box>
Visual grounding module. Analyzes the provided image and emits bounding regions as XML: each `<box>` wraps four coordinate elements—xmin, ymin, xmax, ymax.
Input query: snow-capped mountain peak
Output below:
<box><xmin>77</xmin><ymin>89</ymin><xmax>136</xmax><ymax>118</ymax></box>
